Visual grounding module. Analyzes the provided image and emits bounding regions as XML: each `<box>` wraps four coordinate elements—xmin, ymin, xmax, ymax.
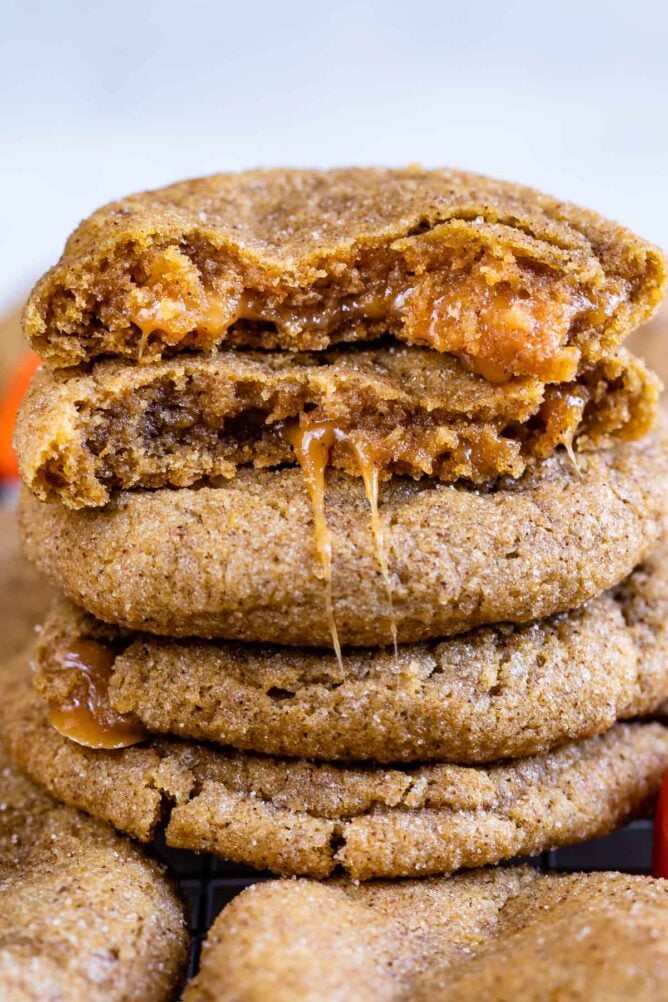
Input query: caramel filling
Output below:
<box><xmin>347</xmin><ymin>436</ymin><xmax>398</xmax><ymax>656</ymax></box>
<box><xmin>282</xmin><ymin>419</ymin><xmax>398</xmax><ymax>656</ymax></box>
<box><xmin>44</xmin><ymin>639</ymin><xmax>146</xmax><ymax>749</ymax></box>
<box><xmin>123</xmin><ymin>245</ymin><xmax>619</xmax><ymax>381</ymax></box>
<box><xmin>282</xmin><ymin>420</ymin><xmax>343</xmax><ymax>667</ymax></box>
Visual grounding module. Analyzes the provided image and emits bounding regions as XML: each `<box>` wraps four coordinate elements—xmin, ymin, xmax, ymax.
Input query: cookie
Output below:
<box><xmin>0</xmin><ymin>507</ymin><xmax>55</xmax><ymax>660</ymax></box>
<box><xmin>32</xmin><ymin>541</ymin><xmax>668</xmax><ymax>762</ymax></box>
<box><xmin>2</xmin><ymin>660</ymin><xmax>667</xmax><ymax>879</ymax></box>
<box><xmin>18</xmin><ymin>425</ymin><xmax>668</xmax><ymax>645</ymax></box>
<box><xmin>24</xmin><ymin>168</ymin><xmax>666</xmax><ymax>374</ymax></box>
<box><xmin>17</xmin><ymin>344</ymin><xmax>658</xmax><ymax>508</ymax></box>
<box><xmin>183</xmin><ymin>867</ymin><xmax>668</xmax><ymax>1001</ymax></box>
<box><xmin>0</xmin><ymin>742</ymin><xmax>188</xmax><ymax>1000</ymax></box>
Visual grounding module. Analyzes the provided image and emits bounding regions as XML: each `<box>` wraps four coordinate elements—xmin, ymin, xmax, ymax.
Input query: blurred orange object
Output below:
<box><xmin>652</xmin><ymin>770</ymin><xmax>668</xmax><ymax>878</ymax></box>
<box><xmin>0</xmin><ymin>351</ymin><xmax>41</xmax><ymax>479</ymax></box>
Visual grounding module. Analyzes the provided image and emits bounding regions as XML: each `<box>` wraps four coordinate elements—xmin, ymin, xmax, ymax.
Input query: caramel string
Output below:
<box><xmin>347</xmin><ymin>436</ymin><xmax>398</xmax><ymax>657</ymax></box>
<box><xmin>282</xmin><ymin>420</ymin><xmax>343</xmax><ymax>669</ymax></box>
<box><xmin>283</xmin><ymin>418</ymin><xmax>399</xmax><ymax>660</ymax></box>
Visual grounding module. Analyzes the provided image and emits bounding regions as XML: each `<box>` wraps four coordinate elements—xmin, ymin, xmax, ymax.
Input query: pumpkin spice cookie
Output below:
<box><xmin>183</xmin><ymin>867</ymin><xmax>668</xmax><ymax>1002</ymax></box>
<box><xmin>24</xmin><ymin>168</ymin><xmax>666</xmax><ymax>375</ymax></box>
<box><xmin>0</xmin><ymin>507</ymin><xmax>54</xmax><ymax>659</ymax></box>
<box><xmin>18</xmin><ymin>424</ymin><xmax>668</xmax><ymax>646</ymax></box>
<box><xmin>0</xmin><ymin>743</ymin><xmax>188</xmax><ymax>1000</ymax></box>
<box><xmin>2</xmin><ymin>659</ymin><xmax>667</xmax><ymax>879</ymax></box>
<box><xmin>17</xmin><ymin>344</ymin><xmax>658</xmax><ymax>509</ymax></box>
<box><xmin>32</xmin><ymin>542</ymin><xmax>668</xmax><ymax>762</ymax></box>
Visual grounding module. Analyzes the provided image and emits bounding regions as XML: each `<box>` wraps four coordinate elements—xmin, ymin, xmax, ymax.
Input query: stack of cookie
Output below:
<box><xmin>4</xmin><ymin>168</ymin><xmax>668</xmax><ymax>884</ymax></box>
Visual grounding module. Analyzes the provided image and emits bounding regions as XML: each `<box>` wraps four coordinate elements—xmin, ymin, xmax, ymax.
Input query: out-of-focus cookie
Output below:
<box><xmin>0</xmin><ymin>507</ymin><xmax>54</xmax><ymax>660</ymax></box>
<box><xmin>0</xmin><ymin>743</ymin><xmax>188</xmax><ymax>1000</ymax></box>
<box><xmin>2</xmin><ymin>657</ymin><xmax>667</xmax><ymax>880</ymax></box>
<box><xmin>183</xmin><ymin>867</ymin><xmax>668</xmax><ymax>1002</ymax></box>
<box><xmin>32</xmin><ymin>540</ymin><xmax>668</xmax><ymax>762</ymax></box>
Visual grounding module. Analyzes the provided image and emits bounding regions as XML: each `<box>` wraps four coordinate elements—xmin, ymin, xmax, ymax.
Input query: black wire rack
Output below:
<box><xmin>154</xmin><ymin>818</ymin><xmax>654</xmax><ymax>979</ymax></box>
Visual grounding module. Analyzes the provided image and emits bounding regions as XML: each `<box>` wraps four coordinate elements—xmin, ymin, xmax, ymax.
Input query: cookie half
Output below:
<box><xmin>17</xmin><ymin>346</ymin><xmax>658</xmax><ymax>509</ymax></box>
<box><xmin>2</xmin><ymin>660</ymin><xmax>667</xmax><ymax>879</ymax></box>
<box><xmin>184</xmin><ymin>867</ymin><xmax>668</xmax><ymax>1002</ymax></box>
<box><xmin>18</xmin><ymin>425</ymin><xmax>668</xmax><ymax>645</ymax></box>
<box><xmin>32</xmin><ymin>541</ymin><xmax>668</xmax><ymax>762</ymax></box>
<box><xmin>24</xmin><ymin>168</ymin><xmax>666</xmax><ymax>373</ymax></box>
<box><xmin>0</xmin><ymin>744</ymin><xmax>188</xmax><ymax>1001</ymax></box>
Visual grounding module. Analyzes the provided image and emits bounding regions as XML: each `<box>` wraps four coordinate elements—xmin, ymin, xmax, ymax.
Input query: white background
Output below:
<box><xmin>2</xmin><ymin>0</ymin><xmax>667</xmax><ymax>310</ymax></box>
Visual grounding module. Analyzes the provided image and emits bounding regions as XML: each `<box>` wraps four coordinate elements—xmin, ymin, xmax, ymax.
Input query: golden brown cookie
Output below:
<box><xmin>183</xmin><ymin>867</ymin><xmax>668</xmax><ymax>1002</ymax></box>
<box><xmin>2</xmin><ymin>658</ymin><xmax>667</xmax><ymax>879</ymax></box>
<box><xmin>24</xmin><ymin>168</ymin><xmax>666</xmax><ymax>376</ymax></box>
<box><xmin>0</xmin><ymin>507</ymin><xmax>54</xmax><ymax>660</ymax></box>
<box><xmin>0</xmin><ymin>743</ymin><xmax>188</xmax><ymax>1000</ymax></box>
<box><xmin>32</xmin><ymin>541</ymin><xmax>668</xmax><ymax>762</ymax></box>
<box><xmin>17</xmin><ymin>344</ymin><xmax>658</xmax><ymax>509</ymax></box>
<box><xmin>18</xmin><ymin>424</ymin><xmax>668</xmax><ymax>645</ymax></box>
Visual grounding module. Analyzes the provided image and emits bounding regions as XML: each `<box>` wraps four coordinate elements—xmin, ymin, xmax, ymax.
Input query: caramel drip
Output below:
<box><xmin>347</xmin><ymin>436</ymin><xmax>398</xmax><ymax>656</ymax></box>
<box><xmin>283</xmin><ymin>418</ymin><xmax>398</xmax><ymax>656</ymax></box>
<box><xmin>45</xmin><ymin>639</ymin><xmax>147</xmax><ymax>749</ymax></box>
<box><xmin>539</xmin><ymin>386</ymin><xmax>588</xmax><ymax>479</ymax></box>
<box><xmin>282</xmin><ymin>420</ymin><xmax>343</xmax><ymax>667</ymax></box>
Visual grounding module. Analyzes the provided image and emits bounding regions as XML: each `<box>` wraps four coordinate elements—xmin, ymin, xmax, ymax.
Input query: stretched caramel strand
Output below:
<box><xmin>539</xmin><ymin>385</ymin><xmax>588</xmax><ymax>478</ymax></box>
<box><xmin>282</xmin><ymin>420</ymin><xmax>343</xmax><ymax>667</ymax></box>
<box><xmin>283</xmin><ymin>418</ymin><xmax>399</xmax><ymax>656</ymax></box>
<box><xmin>348</xmin><ymin>436</ymin><xmax>398</xmax><ymax>656</ymax></box>
<box><xmin>45</xmin><ymin>638</ymin><xmax>147</xmax><ymax>749</ymax></box>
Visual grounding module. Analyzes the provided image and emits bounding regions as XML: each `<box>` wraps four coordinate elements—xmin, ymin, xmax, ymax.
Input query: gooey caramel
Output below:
<box><xmin>282</xmin><ymin>418</ymin><xmax>398</xmax><ymax>658</ymax></box>
<box><xmin>125</xmin><ymin>245</ymin><xmax>616</xmax><ymax>382</ymax></box>
<box><xmin>538</xmin><ymin>384</ymin><xmax>588</xmax><ymax>475</ymax></box>
<box><xmin>45</xmin><ymin>638</ymin><xmax>147</xmax><ymax>749</ymax></box>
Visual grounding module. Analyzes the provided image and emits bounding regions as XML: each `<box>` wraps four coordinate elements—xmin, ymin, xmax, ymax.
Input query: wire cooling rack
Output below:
<box><xmin>154</xmin><ymin>819</ymin><xmax>654</xmax><ymax>979</ymax></box>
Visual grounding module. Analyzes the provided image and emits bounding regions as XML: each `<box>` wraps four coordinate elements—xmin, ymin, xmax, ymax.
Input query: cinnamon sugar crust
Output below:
<box><xmin>17</xmin><ymin>345</ymin><xmax>658</xmax><ymax>509</ymax></box>
<box><xmin>24</xmin><ymin>168</ymin><xmax>667</xmax><ymax>377</ymax></box>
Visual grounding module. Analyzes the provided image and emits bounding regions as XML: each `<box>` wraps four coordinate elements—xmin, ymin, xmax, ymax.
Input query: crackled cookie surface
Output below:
<box><xmin>17</xmin><ymin>345</ymin><xmax>658</xmax><ymax>508</ymax></box>
<box><xmin>0</xmin><ymin>744</ymin><xmax>188</xmax><ymax>1001</ymax></box>
<box><xmin>2</xmin><ymin>659</ymin><xmax>667</xmax><ymax>879</ymax></box>
<box><xmin>183</xmin><ymin>868</ymin><xmax>668</xmax><ymax>1002</ymax></box>
<box><xmin>18</xmin><ymin>425</ymin><xmax>668</xmax><ymax>645</ymax></box>
<box><xmin>24</xmin><ymin>168</ymin><xmax>667</xmax><ymax>374</ymax></box>
<box><xmin>32</xmin><ymin>542</ymin><xmax>668</xmax><ymax>762</ymax></box>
